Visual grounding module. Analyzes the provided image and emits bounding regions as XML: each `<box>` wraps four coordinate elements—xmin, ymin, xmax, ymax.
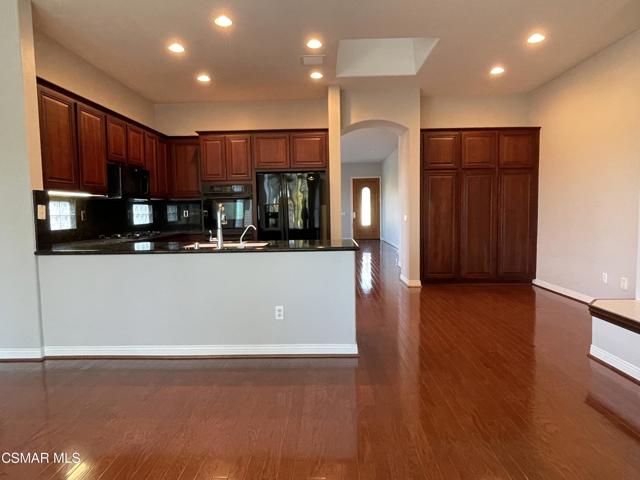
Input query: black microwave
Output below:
<box><xmin>108</xmin><ymin>164</ymin><xmax>149</xmax><ymax>199</ymax></box>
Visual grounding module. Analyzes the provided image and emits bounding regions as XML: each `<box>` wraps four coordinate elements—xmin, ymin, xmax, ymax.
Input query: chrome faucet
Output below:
<box><xmin>216</xmin><ymin>203</ymin><xmax>226</xmax><ymax>249</ymax></box>
<box><xmin>240</xmin><ymin>225</ymin><xmax>257</xmax><ymax>245</ymax></box>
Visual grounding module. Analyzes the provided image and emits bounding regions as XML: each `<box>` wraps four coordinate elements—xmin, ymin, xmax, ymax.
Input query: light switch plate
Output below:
<box><xmin>37</xmin><ymin>204</ymin><xmax>47</xmax><ymax>220</ymax></box>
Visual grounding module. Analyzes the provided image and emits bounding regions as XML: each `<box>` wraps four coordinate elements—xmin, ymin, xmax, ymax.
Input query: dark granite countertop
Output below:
<box><xmin>35</xmin><ymin>238</ymin><xmax>359</xmax><ymax>255</ymax></box>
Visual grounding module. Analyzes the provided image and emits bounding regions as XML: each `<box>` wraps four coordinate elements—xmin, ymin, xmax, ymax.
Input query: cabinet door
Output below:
<box><xmin>127</xmin><ymin>124</ymin><xmax>145</xmax><ymax>167</ymax></box>
<box><xmin>106</xmin><ymin>116</ymin><xmax>127</xmax><ymax>164</ymax></box>
<box><xmin>145</xmin><ymin>132</ymin><xmax>159</xmax><ymax>196</ymax></box>
<box><xmin>422</xmin><ymin>171</ymin><xmax>458</xmax><ymax>280</ymax></box>
<box><xmin>156</xmin><ymin>140</ymin><xmax>168</xmax><ymax>197</ymax></box>
<box><xmin>423</xmin><ymin>131</ymin><xmax>460</xmax><ymax>169</ymax></box>
<box><xmin>253</xmin><ymin>134</ymin><xmax>290</xmax><ymax>169</ymax></box>
<box><xmin>460</xmin><ymin>170</ymin><xmax>496</xmax><ymax>279</ymax></box>
<box><xmin>290</xmin><ymin>132</ymin><xmax>327</xmax><ymax>169</ymax></box>
<box><xmin>200</xmin><ymin>135</ymin><xmax>226</xmax><ymax>181</ymax></box>
<box><xmin>76</xmin><ymin>103</ymin><xmax>107</xmax><ymax>194</ymax></box>
<box><xmin>171</xmin><ymin>140</ymin><xmax>201</xmax><ymax>197</ymax></box>
<box><xmin>497</xmin><ymin>170</ymin><xmax>536</xmax><ymax>280</ymax></box>
<box><xmin>499</xmin><ymin>131</ymin><xmax>536</xmax><ymax>167</ymax></box>
<box><xmin>38</xmin><ymin>87</ymin><xmax>78</xmax><ymax>190</ymax></box>
<box><xmin>225</xmin><ymin>135</ymin><xmax>252</xmax><ymax>181</ymax></box>
<box><xmin>461</xmin><ymin>131</ymin><xmax>497</xmax><ymax>168</ymax></box>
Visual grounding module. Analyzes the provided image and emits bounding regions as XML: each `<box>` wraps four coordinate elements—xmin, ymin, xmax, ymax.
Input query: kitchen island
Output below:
<box><xmin>35</xmin><ymin>239</ymin><xmax>358</xmax><ymax>358</ymax></box>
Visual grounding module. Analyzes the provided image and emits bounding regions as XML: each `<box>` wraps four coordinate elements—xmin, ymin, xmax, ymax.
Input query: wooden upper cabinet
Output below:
<box><xmin>200</xmin><ymin>135</ymin><xmax>226</xmax><ymax>181</ymax></box>
<box><xmin>126</xmin><ymin>124</ymin><xmax>145</xmax><ymax>167</ymax></box>
<box><xmin>225</xmin><ymin>135</ymin><xmax>252</xmax><ymax>181</ymax></box>
<box><xmin>155</xmin><ymin>140</ymin><xmax>168</xmax><ymax>197</ymax></box>
<box><xmin>253</xmin><ymin>134</ymin><xmax>290</xmax><ymax>169</ymax></box>
<box><xmin>422</xmin><ymin>171</ymin><xmax>458</xmax><ymax>279</ymax></box>
<box><xmin>106</xmin><ymin>116</ymin><xmax>127</xmax><ymax>164</ymax></box>
<box><xmin>76</xmin><ymin>103</ymin><xmax>107</xmax><ymax>194</ymax></box>
<box><xmin>423</xmin><ymin>131</ymin><xmax>460</xmax><ymax>169</ymax></box>
<box><xmin>460</xmin><ymin>170</ymin><xmax>496</xmax><ymax>279</ymax></box>
<box><xmin>38</xmin><ymin>86</ymin><xmax>79</xmax><ymax>191</ymax></box>
<box><xmin>144</xmin><ymin>132</ymin><xmax>159</xmax><ymax>196</ymax></box>
<box><xmin>290</xmin><ymin>132</ymin><xmax>327</xmax><ymax>169</ymax></box>
<box><xmin>497</xmin><ymin>170</ymin><xmax>536</xmax><ymax>280</ymax></box>
<box><xmin>170</xmin><ymin>140</ymin><xmax>200</xmax><ymax>197</ymax></box>
<box><xmin>461</xmin><ymin>131</ymin><xmax>497</xmax><ymax>168</ymax></box>
<box><xmin>499</xmin><ymin>130</ymin><xmax>537</xmax><ymax>167</ymax></box>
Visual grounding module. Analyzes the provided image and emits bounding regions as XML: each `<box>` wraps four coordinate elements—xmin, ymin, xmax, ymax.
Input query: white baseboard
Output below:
<box><xmin>43</xmin><ymin>343</ymin><xmax>358</xmax><ymax>358</ymax></box>
<box><xmin>380</xmin><ymin>238</ymin><xmax>399</xmax><ymax>250</ymax></box>
<box><xmin>400</xmin><ymin>274</ymin><xmax>422</xmax><ymax>288</ymax></box>
<box><xmin>0</xmin><ymin>348</ymin><xmax>43</xmax><ymax>360</ymax></box>
<box><xmin>590</xmin><ymin>345</ymin><xmax>640</xmax><ymax>382</ymax></box>
<box><xmin>532</xmin><ymin>279</ymin><xmax>594</xmax><ymax>304</ymax></box>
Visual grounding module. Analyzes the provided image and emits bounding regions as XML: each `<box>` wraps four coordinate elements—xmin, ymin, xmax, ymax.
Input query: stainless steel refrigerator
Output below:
<box><xmin>256</xmin><ymin>172</ymin><xmax>328</xmax><ymax>241</ymax></box>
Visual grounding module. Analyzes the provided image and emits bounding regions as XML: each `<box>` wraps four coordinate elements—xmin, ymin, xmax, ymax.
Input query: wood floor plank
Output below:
<box><xmin>0</xmin><ymin>241</ymin><xmax>638</xmax><ymax>479</ymax></box>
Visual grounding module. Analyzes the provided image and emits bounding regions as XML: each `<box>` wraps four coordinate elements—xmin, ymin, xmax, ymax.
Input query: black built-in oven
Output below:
<box><xmin>202</xmin><ymin>183</ymin><xmax>253</xmax><ymax>240</ymax></box>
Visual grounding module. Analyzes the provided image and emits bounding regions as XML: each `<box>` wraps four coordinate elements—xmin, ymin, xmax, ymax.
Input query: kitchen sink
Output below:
<box><xmin>184</xmin><ymin>241</ymin><xmax>269</xmax><ymax>250</ymax></box>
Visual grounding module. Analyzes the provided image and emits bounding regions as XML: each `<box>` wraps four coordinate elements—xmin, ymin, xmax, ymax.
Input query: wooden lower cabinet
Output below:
<box><xmin>497</xmin><ymin>170</ymin><xmax>536</xmax><ymax>279</ymax></box>
<box><xmin>76</xmin><ymin>103</ymin><xmax>107</xmax><ymax>194</ymax></box>
<box><xmin>170</xmin><ymin>139</ymin><xmax>200</xmax><ymax>197</ymax></box>
<box><xmin>422</xmin><ymin>172</ymin><xmax>458</xmax><ymax>279</ymax></box>
<box><xmin>421</xmin><ymin>127</ymin><xmax>539</xmax><ymax>283</ymax></box>
<box><xmin>460</xmin><ymin>170</ymin><xmax>496</xmax><ymax>279</ymax></box>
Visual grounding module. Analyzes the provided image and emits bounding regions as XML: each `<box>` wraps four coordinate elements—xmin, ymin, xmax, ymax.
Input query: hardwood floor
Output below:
<box><xmin>1</xmin><ymin>241</ymin><xmax>639</xmax><ymax>479</ymax></box>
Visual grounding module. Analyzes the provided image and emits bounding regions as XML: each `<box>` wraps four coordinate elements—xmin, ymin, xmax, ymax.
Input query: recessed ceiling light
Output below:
<box><xmin>196</xmin><ymin>74</ymin><xmax>211</xmax><ymax>83</ymax></box>
<box><xmin>490</xmin><ymin>65</ymin><xmax>505</xmax><ymax>76</ymax></box>
<box><xmin>527</xmin><ymin>32</ymin><xmax>546</xmax><ymax>44</ymax></box>
<box><xmin>167</xmin><ymin>42</ymin><xmax>185</xmax><ymax>53</ymax></box>
<box><xmin>214</xmin><ymin>15</ymin><xmax>232</xmax><ymax>27</ymax></box>
<box><xmin>306</xmin><ymin>38</ymin><xmax>322</xmax><ymax>49</ymax></box>
<box><xmin>310</xmin><ymin>71</ymin><xmax>323</xmax><ymax>80</ymax></box>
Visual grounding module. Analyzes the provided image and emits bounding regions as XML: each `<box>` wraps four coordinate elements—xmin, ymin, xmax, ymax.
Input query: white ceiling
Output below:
<box><xmin>32</xmin><ymin>0</ymin><xmax>640</xmax><ymax>103</ymax></box>
<box><xmin>341</xmin><ymin>128</ymin><xmax>398</xmax><ymax>164</ymax></box>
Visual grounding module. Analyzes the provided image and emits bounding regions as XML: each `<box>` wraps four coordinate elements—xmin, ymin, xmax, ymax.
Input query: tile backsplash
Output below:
<box><xmin>33</xmin><ymin>191</ymin><xmax>203</xmax><ymax>249</ymax></box>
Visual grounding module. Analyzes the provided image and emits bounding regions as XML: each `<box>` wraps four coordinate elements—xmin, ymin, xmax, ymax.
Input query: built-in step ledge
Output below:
<box><xmin>589</xmin><ymin>299</ymin><xmax>640</xmax><ymax>384</ymax></box>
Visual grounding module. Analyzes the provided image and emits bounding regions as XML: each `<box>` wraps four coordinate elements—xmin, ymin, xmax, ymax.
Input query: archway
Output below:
<box><xmin>339</xmin><ymin>119</ymin><xmax>418</xmax><ymax>285</ymax></box>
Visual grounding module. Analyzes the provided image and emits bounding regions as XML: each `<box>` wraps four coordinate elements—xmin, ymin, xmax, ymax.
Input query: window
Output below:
<box><xmin>132</xmin><ymin>204</ymin><xmax>153</xmax><ymax>225</ymax></box>
<box><xmin>360</xmin><ymin>187</ymin><xmax>371</xmax><ymax>227</ymax></box>
<box><xmin>49</xmin><ymin>200</ymin><xmax>77</xmax><ymax>231</ymax></box>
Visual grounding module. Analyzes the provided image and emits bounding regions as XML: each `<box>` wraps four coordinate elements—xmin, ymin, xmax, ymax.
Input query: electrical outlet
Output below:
<box><xmin>274</xmin><ymin>305</ymin><xmax>284</xmax><ymax>320</ymax></box>
<box><xmin>601</xmin><ymin>273</ymin><xmax>608</xmax><ymax>284</ymax></box>
<box><xmin>620</xmin><ymin>277</ymin><xmax>629</xmax><ymax>291</ymax></box>
<box><xmin>37</xmin><ymin>204</ymin><xmax>47</xmax><ymax>220</ymax></box>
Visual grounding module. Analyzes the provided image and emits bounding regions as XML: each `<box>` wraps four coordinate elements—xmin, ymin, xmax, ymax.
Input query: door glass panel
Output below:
<box><xmin>360</xmin><ymin>187</ymin><xmax>371</xmax><ymax>227</ymax></box>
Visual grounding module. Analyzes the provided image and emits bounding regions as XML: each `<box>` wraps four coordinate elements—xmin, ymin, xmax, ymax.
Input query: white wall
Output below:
<box><xmin>421</xmin><ymin>94</ymin><xmax>530</xmax><ymax>128</ymax></box>
<box><xmin>340</xmin><ymin>162</ymin><xmax>382</xmax><ymax>238</ymax></box>
<box><xmin>0</xmin><ymin>0</ymin><xmax>43</xmax><ymax>358</ymax></box>
<box><xmin>530</xmin><ymin>29</ymin><xmax>640</xmax><ymax>300</ymax></box>
<box><xmin>381</xmin><ymin>149</ymin><xmax>400</xmax><ymax>248</ymax></box>
<box><xmin>37</xmin><ymin>251</ymin><xmax>357</xmax><ymax>356</ymax></box>
<box><xmin>34</xmin><ymin>32</ymin><xmax>156</xmax><ymax>127</ymax></box>
<box><xmin>155</xmin><ymin>99</ymin><xmax>328</xmax><ymax>136</ymax></box>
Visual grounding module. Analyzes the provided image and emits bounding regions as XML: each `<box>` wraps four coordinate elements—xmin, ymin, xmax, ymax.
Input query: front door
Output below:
<box><xmin>352</xmin><ymin>178</ymin><xmax>380</xmax><ymax>240</ymax></box>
